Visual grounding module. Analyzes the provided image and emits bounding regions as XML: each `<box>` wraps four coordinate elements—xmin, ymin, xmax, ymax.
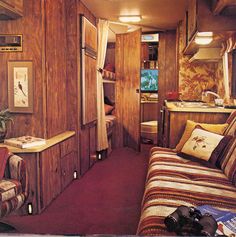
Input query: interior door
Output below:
<box><xmin>115</xmin><ymin>29</ymin><xmax>141</xmax><ymax>151</ymax></box>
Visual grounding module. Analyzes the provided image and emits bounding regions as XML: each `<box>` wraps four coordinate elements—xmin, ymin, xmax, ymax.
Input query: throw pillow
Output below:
<box><xmin>175</xmin><ymin>120</ymin><xmax>228</xmax><ymax>152</ymax></box>
<box><xmin>181</xmin><ymin>127</ymin><xmax>230</xmax><ymax>163</ymax></box>
<box><xmin>104</xmin><ymin>104</ymin><xmax>114</xmax><ymax>115</ymax></box>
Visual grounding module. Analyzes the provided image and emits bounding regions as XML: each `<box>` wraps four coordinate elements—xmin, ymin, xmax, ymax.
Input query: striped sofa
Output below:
<box><xmin>0</xmin><ymin>151</ymin><xmax>28</xmax><ymax>218</ymax></box>
<box><xmin>137</xmin><ymin>111</ymin><xmax>236</xmax><ymax>236</ymax></box>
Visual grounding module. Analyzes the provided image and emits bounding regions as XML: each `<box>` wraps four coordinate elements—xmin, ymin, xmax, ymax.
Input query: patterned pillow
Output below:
<box><xmin>181</xmin><ymin>127</ymin><xmax>231</xmax><ymax>164</ymax></box>
<box><xmin>221</xmin><ymin>137</ymin><xmax>236</xmax><ymax>185</ymax></box>
<box><xmin>175</xmin><ymin>120</ymin><xmax>228</xmax><ymax>152</ymax></box>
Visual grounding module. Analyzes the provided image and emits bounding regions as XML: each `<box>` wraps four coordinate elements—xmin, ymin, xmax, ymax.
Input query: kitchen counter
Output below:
<box><xmin>166</xmin><ymin>101</ymin><xmax>234</xmax><ymax>113</ymax></box>
<box><xmin>163</xmin><ymin>102</ymin><xmax>234</xmax><ymax>148</ymax></box>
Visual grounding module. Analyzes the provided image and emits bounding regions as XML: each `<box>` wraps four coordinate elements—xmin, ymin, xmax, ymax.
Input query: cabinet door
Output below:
<box><xmin>80</xmin><ymin>129</ymin><xmax>90</xmax><ymax>176</ymax></box>
<box><xmin>61</xmin><ymin>152</ymin><xmax>76</xmax><ymax>190</ymax></box>
<box><xmin>187</xmin><ymin>0</ymin><xmax>197</xmax><ymax>41</ymax></box>
<box><xmin>89</xmin><ymin>125</ymin><xmax>97</xmax><ymax>167</ymax></box>
<box><xmin>40</xmin><ymin>145</ymin><xmax>61</xmax><ymax>210</ymax></box>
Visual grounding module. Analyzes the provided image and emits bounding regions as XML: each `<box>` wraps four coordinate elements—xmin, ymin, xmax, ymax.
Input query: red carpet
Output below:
<box><xmin>4</xmin><ymin>147</ymin><xmax>149</xmax><ymax>235</ymax></box>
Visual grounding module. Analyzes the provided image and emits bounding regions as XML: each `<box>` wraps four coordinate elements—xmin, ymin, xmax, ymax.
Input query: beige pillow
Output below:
<box><xmin>181</xmin><ymin>128</ymin><xmax>225</xmax><ymax>161</ymax></box>
<box><xmin>175</xmin><ymin>120</ymin><xmax>228</xmax><ymax>152</ymax></box>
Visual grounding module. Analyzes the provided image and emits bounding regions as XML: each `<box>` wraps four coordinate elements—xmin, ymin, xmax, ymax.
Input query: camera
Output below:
<box><xmin>164</xmin><ymin>205</ymin><xmax>218</xmax><ymax>236</ymax></box>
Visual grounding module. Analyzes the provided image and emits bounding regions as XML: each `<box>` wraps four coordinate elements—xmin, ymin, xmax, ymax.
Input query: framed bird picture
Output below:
<box><xmin>8</xmin><ymin>61</ymin><xmax>33</xmax><ymax>113</ymax></box>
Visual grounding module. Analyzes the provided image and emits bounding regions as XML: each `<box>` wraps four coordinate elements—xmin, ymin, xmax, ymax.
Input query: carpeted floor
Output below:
<box><xmin>4</xmin><ymin>147</ymin><xmax>150</xmax><ymax>235</ymax></box>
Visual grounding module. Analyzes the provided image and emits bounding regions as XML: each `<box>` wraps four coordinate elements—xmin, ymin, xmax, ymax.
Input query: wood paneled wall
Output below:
<box><xmin>0</xmin><ymin>0</ymin><xmax>96</xmax><ymax>176</ymax></box>
<box><xmin>0</xmin><ymin>0</ymin><xmax>69</xmax><ymax>139</ymax></box>
<box><xmin>45</xmin><ymin>0</ymin><xmax>67</xmax><ymax>138</ymax></box>
<box><xmin>65</xmin><ymin>0</ymin><xmax>97</xmax><ymax>176</ymax></box>
<box><xmin>0</xmin><ymin>0</ymin><xmax>45</xmax><ymax>138</ymax></box>
<box><xmin>105</xmin><ymin>43</ymin><xmax>115</xmax><ymax>68</ymax></box>
<box><xmin>158</xmin><ymin>31</ymin><xmax>177</xmax><ymax>146</ymax></box>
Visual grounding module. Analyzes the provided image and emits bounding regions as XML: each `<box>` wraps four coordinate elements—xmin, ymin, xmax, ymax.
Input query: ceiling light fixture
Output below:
<box><xmin>197</xmin><ymin>32</ymin><xmax>213</xmax><ymax>37</ymax></box>
<box><xmin>195</xmin><ymin>32</ymin><xmax>213</xmax><ymax>45</ymax></box>
<box><xmin>119</xmin><ymin>15</ymin><xmax>142</xmax><ymax>23</ymax></box>
<box><xmin>195</xmin><ymin>36</ymin><xmax>213</xmax><ymax>45</ymax></box>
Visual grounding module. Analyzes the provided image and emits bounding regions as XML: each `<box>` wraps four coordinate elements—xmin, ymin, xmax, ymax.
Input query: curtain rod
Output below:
<box><xmin>99</xmin><ymin>18</ymin><xmax>163</xmax><ymax>32</ymax></box>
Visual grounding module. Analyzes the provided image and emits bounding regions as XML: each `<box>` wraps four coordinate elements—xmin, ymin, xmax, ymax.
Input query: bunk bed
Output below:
<box><xmin>103</xmin><ymin>74</ymin><xmax>116</xmax><ymax>154</ymax></box>
<box><xmin>104</xmin><ymin>95</ymin><xmax>116</xmax><ymax>154</ymax></box>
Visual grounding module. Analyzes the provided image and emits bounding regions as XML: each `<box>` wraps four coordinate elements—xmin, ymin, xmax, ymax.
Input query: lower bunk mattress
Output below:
<box><xmin>105</xmin><ymin>115</ymin><xmax>116</xmax><ymax>136</ymax></box>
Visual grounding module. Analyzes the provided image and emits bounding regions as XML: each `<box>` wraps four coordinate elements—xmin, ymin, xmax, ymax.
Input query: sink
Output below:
<box><xmin>174</xmin><ymin>101</ymin><xmax>218</xmax><ymax>108</ymax></box>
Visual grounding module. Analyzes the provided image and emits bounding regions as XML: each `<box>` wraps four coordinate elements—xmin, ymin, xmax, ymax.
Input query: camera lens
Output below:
<box><xmin>164</xmin><ymin>215</ymin><xmax>179</xmax><ymax>232</ymax></box>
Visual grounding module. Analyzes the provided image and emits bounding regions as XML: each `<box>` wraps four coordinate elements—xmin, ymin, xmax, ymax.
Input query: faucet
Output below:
<box><xmin>202</xmin><ymin>91</ymin><xmax>223</xmax><ymax>106</ymax></box>
<box><xmin>202</xmin><ymin>91</ymin><xmax>220</xmax><ymax>99</ymax></box>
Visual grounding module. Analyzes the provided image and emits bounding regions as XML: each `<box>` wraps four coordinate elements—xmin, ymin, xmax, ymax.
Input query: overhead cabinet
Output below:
<box><xmin>0</xmin><ymin>0</ymin><xmax>23</xmax><ymax>20</ymax></box>
<box><xmin>212</xmin><ymin>0</ymin><xmax>236</xmax><ymax>16</ymax></box>
<box><xmin>183</xmin><ymin>0</ymin><xmax>236</xmax><ymax>55</ymax></box>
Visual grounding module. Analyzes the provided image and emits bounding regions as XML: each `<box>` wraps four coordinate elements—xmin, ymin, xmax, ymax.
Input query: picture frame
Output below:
<box><xmin>8</xmin><ymin>61</ymin><xmax>33</xmax><ymax>113</ymax></box>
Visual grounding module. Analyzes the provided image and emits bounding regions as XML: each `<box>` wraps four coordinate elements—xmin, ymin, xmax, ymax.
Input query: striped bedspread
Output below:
<box><xmin>137</xmin><ymin>147</ymin><xmax>236</xmax><ymax>236</ymax></box>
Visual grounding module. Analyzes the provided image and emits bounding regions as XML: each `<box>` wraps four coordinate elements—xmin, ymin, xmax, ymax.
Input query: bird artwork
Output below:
<box><xmin>18</xmin><ymin>81</ymin><xmax>26</xmax><ymax>97</ymax></box>
<box><xmin>191</xmin><ymin>136</ymin><xmax>208</xmax><ymax>150</ymax></box>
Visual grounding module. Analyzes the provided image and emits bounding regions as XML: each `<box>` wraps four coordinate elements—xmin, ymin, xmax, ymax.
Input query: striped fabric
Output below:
<box><xmin>224</xmin><ymin>110</ymin><xmax>236</xmax><ymax>136</ymax></box>
<box><xmin>221</xmin><ymin>138</ymin><xmax>236</xmax><ymax>185</ymax></box>
<box><xmin>137</xmin><ymin>147</ymin><xmax>236</xmax><ymax>236</ymax></box>
<box><xmin>0</xmin><ymin>152</ymin><xmax>28</xmax><ymax>218</ymax></box>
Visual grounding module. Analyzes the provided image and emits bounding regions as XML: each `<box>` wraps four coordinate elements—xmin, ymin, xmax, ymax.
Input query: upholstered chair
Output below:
<box><xmin>0</xmin><ymin>147</ymin><xmax>28</xmax><ymax>231</ymax></box>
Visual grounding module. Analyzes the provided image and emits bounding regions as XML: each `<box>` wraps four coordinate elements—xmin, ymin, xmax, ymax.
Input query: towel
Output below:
<box><xmin>0</xmin><ymin>147</ymin><xmax>10</xmax><ymax>179</ymax></box>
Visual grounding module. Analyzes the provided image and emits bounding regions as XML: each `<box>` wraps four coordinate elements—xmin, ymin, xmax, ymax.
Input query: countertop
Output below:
<box><xmin>166</xmin><ymin>102</ymin><xmax>235</xmax><ymax>113</ymax></box>
<box><xmin>0</xmin><ymin>131</ymin><xmax>75</xmax><ymax>153</ymax></box>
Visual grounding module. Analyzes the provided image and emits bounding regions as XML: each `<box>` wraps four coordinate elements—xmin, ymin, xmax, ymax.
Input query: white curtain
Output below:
<box><xmin>222</xmin><ymin>52</ymin><xmax>230</xmax><ymax>101</ymax></box>
<box><xmin>221</xmin><ymin>33</ymin><xmax>236</xmax><ymax>101</ymax></box>
<box><xmin>97</xmin><ymin>19</ymin><xmax>109</xmax><ymax>151</ymax></box>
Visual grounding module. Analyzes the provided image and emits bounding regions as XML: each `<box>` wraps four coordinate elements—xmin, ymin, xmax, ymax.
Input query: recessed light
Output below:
<box><xmin>119</xmin><ymin>15</ymin><xmax>142</xmax><ymax>23</ymax></box>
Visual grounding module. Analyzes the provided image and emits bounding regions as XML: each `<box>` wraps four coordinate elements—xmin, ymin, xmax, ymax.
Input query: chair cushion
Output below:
<box><xmin>0</xmin><ymin>179</ymin><xmax>22</xmax><ymax>202</ymax></box>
